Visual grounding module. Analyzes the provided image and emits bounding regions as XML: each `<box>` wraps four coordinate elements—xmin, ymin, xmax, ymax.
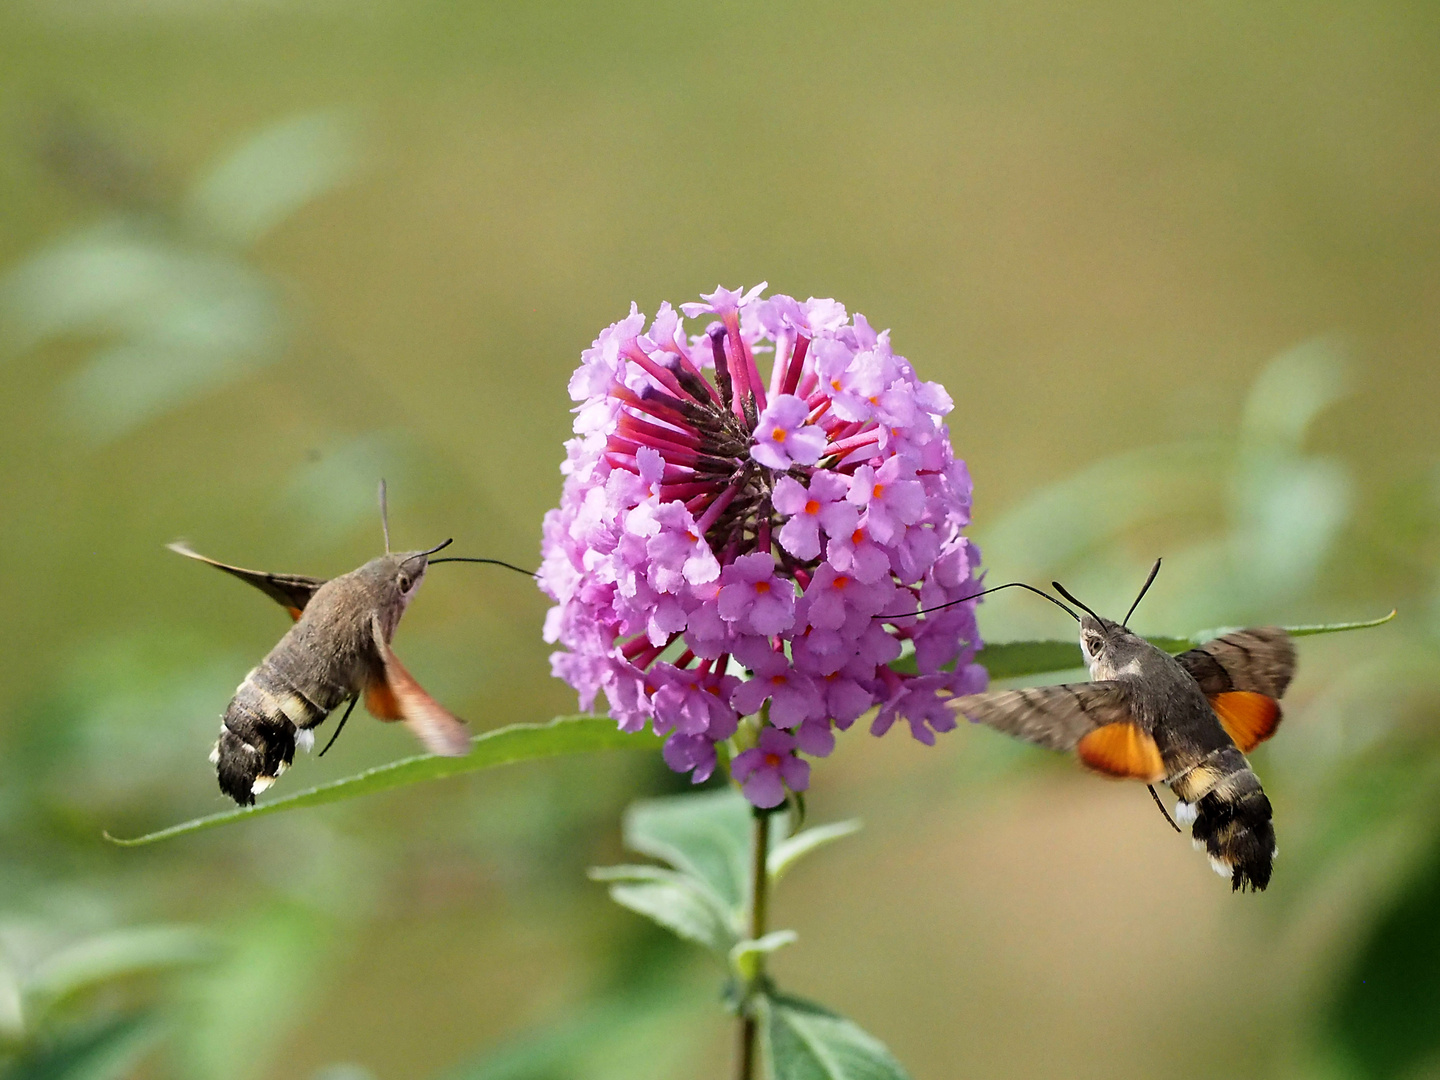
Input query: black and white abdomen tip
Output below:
<box><xmin>1190</xmin><ymin>787</ymin><xmax>1275</xmax><ymax>892</ymax></box>
<box><xmin>212</xmin><ymin>673</ymin><xmax>324</xmax><ymax>805</ymax></box>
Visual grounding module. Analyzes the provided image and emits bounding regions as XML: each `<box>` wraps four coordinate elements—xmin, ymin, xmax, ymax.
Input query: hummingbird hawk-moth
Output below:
<box><xmin>942</xmin><ymin>562</ymin><xmax>1296</xmax><ymax>891</ymax></box>
<box><xmin>171</xmin><ymin>484</ymin><xmax>528</xmax><ymax>805</ymax></box>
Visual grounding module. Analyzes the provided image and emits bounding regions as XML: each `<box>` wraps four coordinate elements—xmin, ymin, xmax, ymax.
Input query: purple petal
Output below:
<box><xmin>730</xmin><ymin>746</ymin><xmax>763</xmax><ymax>782</ymax></box>
<box><xmin>785</xmin><ymin>425</ymin><xmax>829</xmax><ymax>466</ymax></box>
<box><xmin>772</xmin><ymin>475</ymin><xmax>810</xmax><ymax>516</ymax></box>
<box><xmin>732</xmin><ymin>678</ymin><xmax>772</xmax><ymax>717</ymax></box>
<box><xmin>742</xmin><ymin>769</ymin><xmax>786</xmax><ymax>809</ymax></box>
<box><xmin>717</xmin><ymin>583</ymin><xmax>754</xmax><ymax>622</ymax></box>
<box><xmin>778</xmin><ymin>754</ymin><xmax>811</xmax><ymax>792</ymax></box>
<box><xmin>795</xmin><ymin>719</ymin><xmax>836</xmax><ymax>757</ymax></box>
<box><xmin>778</xmin><ymin>516</ymin><xmax>822</xmax><ymax>560</ymax></box>
<box><xmin>750</xmin><ymin>442</ymin><xmax>791</xmax><ymax>470</ymax></box>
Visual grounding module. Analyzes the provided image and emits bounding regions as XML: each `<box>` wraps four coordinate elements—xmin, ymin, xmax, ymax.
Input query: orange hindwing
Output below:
<box><xmin>364</xmin><ymin>677</ymin><xmax>404</xmax><ymax>721</ymax></box>
<box><xmin>1210</xmin><ymin>691</ymin><xmax>1281</xmax><ymax>752</ymax></box>
<box><xmin>1076</xmin><ymin>722</ymin><xmax>1165</xmax><ymax>782</ymax></box>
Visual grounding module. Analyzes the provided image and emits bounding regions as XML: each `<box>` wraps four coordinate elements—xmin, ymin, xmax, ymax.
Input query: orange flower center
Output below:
<box><xmin>772</xmin><ymin>427</ymin><xmax>788</xmax><ymax>442</ymax></box>
<box><xmin>754</xmin><ymin>580</ymin><xmax>771</xmax><ymax>594</ymax></box>
<box><xmin>763</xmin><ymin>753</ymin><xmax>782</xmax><ymax>768</ymax></box>
<box><xmin>805</xmin><ymin>499</ymin><xmax>821</xmax><ymax>515</ymax></box>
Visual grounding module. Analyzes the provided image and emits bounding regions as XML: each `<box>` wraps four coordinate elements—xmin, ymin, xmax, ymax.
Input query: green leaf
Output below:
<box><xmin>733</xmin><ymin>931</ymin><xmax>797</xmax><ymax>959</ymax></box>
<box><xmin>600</xmin><ymin>874</ymin><xmax>738</xmax><ymax>954</ymax></box>
<box><xmin>768</xmin><ymin>821</ymin><xmax>862</xmax><ymax>885</ymax></box>
<box><xmin>439</xmin><ymin>988</ymin><xmax>707</xmax><ymax>1080</ymax></box>
<box><xmin>949</xmin><ymin>613</ymin><xmax>1399</xmax><ymax>682</ymax></box>
<box><xmin>587</xmin><ymin>865</ymin><xmax>740</xmax><ymax>949</ymax></box>
<box><xmin>730</xmin><ymin>931</ymin><xmax>798</xmax><ymax>982</ymax></box>
<box><xmin>762</xmin><ymin>993</ymin><xmax>912</xmax><ymax>1080</ymax></box>
<box><xmin>1279</xmin><ymin>741</ymin><xmax>1440</xmax><ymax>905</ymax></box>
<box><xmin>1329</xmin><ymin>827</ymin><xmax>1440</xmax><ymax>1079</ymax></box>
<box><xmin>973</xmin><ymin>640</ymin><xmax>1082</xmax><ymax>678</ymax></box>
<box><xmin>170</xmin><ymin>901</ymin><xmax>333</xmax><ymax>1080</ymax></box>
<box><xmin>24</xmin><ymin>926</ymin><xmax>211</xmax><ymax>1019</ymax></box>
<box><xmin>105</xmin><ymin>716</ymin><xmax>656</xmax><ymax>846</ymax></box>
<box><xmin>1190</xmin><ymin>610</ymin><xmax>1397</xmax><ymax>644</ymax></box>
<box><xmin>622</xmin><ymin>790</ymin><xmax>779</xmax><ymax>912</ymax></box>
<box><xmin>6</xmin><ymin>1013</ymin><xmax>162</xmax><ymax>1080</ymax></box>
<box><xmin>186</xmin><ymin>111</ymin><xmax>362</xmax><ymax>247</ymax></box>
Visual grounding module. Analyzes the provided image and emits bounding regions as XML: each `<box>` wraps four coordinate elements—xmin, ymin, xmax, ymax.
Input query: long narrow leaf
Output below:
<box><xmin>107</xmin><ymin>615</ymin><xmax>1394</xmax><ymax>846</ymax></box>
<box><xmin>969</xmin><ymin>612</ymin><xmax>1396</xmax><ymax>681</ymax></box>
<box><xmin>106</xmin><ymin>716</ymin><xmax>654</xmax><ymax>846</ymax></box>
<box><xmin>1189</xmin><ymin>610</ymin><xmax>1396</xmax><ymax>644</ymax></box>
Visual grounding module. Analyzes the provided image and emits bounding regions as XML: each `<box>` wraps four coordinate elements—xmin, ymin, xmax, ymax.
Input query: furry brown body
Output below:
<box><xmin>953</xmin><ymin>618</ymin><xmax>1294</xmax><ymax>891</ymax></box>
<box><xmin>172</xmin><ymin>544</ymin><xmax>471</xmax><ymax>805</ymax></box>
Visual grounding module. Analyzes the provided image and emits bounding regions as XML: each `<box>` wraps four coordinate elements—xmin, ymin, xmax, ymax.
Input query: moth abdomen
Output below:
<box><xmin>1173</xmin><ymin>749</ymin><xmax>1275</xmax><ymax>892</ymax></box>
<box><xmin>214</xmin><ymin>665</ymin><xmax>329</xmax><ymax>805</ymax></box>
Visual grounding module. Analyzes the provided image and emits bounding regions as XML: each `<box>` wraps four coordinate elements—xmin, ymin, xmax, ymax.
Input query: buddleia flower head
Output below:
<box><xmin>539</xmin><ymin>285</ymin><xmax>985</xmax><ymax>807</ymax></box>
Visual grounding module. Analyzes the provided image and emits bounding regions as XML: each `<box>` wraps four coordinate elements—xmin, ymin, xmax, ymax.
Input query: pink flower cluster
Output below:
<box><xmin>539</xmin><ymin>285</ymin><xmax>986</xmax><ymax>807</ymax></box>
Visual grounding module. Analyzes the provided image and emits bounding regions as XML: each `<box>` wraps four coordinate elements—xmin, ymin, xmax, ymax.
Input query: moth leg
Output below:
<box><xmin>318</xmin><ymin>696</ymin><xmax>359</xmax><ymax>758</ymax></box>
<box><xmin>1147</xmin><ymin>784</ymin><xmax>1182</xmax><ymax>833</ymax></box>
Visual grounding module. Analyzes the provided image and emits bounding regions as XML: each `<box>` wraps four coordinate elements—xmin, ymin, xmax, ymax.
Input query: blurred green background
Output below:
<box><xmin>2</xmin><ymin>1</ymin><xmax>1438</xmax><ymax>1077</ymax></box>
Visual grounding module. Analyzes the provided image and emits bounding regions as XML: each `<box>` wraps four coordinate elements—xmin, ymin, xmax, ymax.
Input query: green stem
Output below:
<box><xmin>737</xmin><ymin>808</ymin><xmax>771</xmax><ymax>1080</ymax></box>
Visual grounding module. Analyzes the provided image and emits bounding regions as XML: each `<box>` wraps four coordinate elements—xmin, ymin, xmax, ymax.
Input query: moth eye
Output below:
<box><xmin>1084</xmin><ymin>633</ymin><xmax>1104</xmax><ymax>654</ymax></box>
<box><xmin>398</xmin><ymin>574</ymin><xmax>413</xmax><ymax>592</ymax></box>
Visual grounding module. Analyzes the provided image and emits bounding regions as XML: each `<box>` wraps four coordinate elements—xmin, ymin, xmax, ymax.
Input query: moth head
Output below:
<box><xmin>1057</xmin><ymin>563</ymin><xmax>1163</xmax><ymax>679</ymax></box>
<box><xmin>394</xmin><ymin>553</ymin><xmax>428</xmax><ymax>600</ymax></box>
<box><xmin>1078</xmin><ymin>614</ymin><xmax>1108</xmax><ymax>662</ymax></box>
<box><xmin>360</xmin><ymin>539</ymin><xmax>453</xmax><ymax>621</ymax></box>
<box><xmin>392</xmin><ymin>539</ymin><xmax>453</xmax><ymax>604</ymax></box>
<box><xmin>1079</xmin><ymin>615</ymin><xmax>1149</xmax><ymax>679</ymax></box>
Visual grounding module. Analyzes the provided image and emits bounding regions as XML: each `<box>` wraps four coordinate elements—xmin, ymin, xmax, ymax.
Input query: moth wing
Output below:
<box><xmin>1075</xmin><ymin>721</ymin><xmax>1166</xmax><ymax>782</ymax></box>
<box><xmin>1177</xmin><ymin>627</ymin><xmax>1294</xmax><ymax>751</ymax></box>
<box><xmin>168</xmin><ymin>542</ymin><xmax>326</xmax><ymax>621</ymax></box>
<box><xmin>367</xmin><ymin>616</ymin><xmax>471</xmax><ymax>757</ymax></box>
<box><xmin>951</xmin><ymin>682</ymin><xmax>1131</xmax><ymax>750</ymax></box>
<box><xmin>1176</xmin><ymin>627</ymin><xmax>1295</xmax><ymax>699</ymax></box>
<box><xmin>1208</xmin><ymin>691</ymin><xmax>1282</xmax><ymax>753</ymax></box>
<box><xmin>953</xmin><ymin>681</ymin><xmax>1164</xmax><ymax>780</ymax></box>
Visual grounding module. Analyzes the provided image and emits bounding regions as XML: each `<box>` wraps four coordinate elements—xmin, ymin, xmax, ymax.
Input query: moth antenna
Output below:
<box><xmin>429</xmin><ymin>556</ymin><xmax>538</xmax><ymax>578</ymax></box>
<box><xmin>877</xmin><ymin>581</ymin><xmax>1079</xmax><ymax>622</ymax></box>
<box><xmin>318</xmin><ymin>695</ymin><xmax>359</xmax><ymax>758</ymax></box>
<box><xmin>1148</xmin><ymin>784</ymin><xmax>1182</xmax><ymax>834</ymax></box>
<box><xmin>379</xmin><ymin>479</ymin><xmax>391</xmax><ymax>554</ymax></box>
<box><xmin>1123</xmin><ymin>558</ymin><xmax>1163</xmax><ymax>627</ymax></box>
<box><xmin>1051</xmin><ymin>581</ymin><xmax>1104</xmax><ymax>623</ymax></box>
<box><xmin>399</xmin><ymin>538</ymin><xmax>455</xmax><ymax>572</ymax></box>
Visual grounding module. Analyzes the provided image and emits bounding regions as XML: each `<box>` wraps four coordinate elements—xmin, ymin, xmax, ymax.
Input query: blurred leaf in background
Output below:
<box><xmin>2</xmin><ymin>109</ymin><xmax>360</xmax><ymax>444</ymax></box>
<box><xmin>976</xmin><ymin>339</ymin><xmax>1354</xmax><ymax>638</ymax></box>
<box><xmin>0</xmin><ymin>914</ymin><xmax>211</xmax><ymax>1080</ymax></box>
